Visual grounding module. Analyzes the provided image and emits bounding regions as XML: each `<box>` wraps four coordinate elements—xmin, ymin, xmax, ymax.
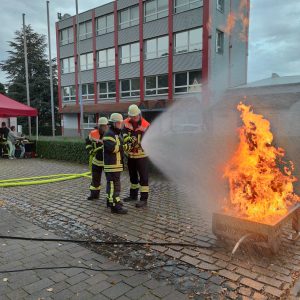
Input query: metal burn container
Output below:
<box><xmin>212</xmin><ymin>205</ymin><xmax>300</xmax><ymax>254</ymax></box>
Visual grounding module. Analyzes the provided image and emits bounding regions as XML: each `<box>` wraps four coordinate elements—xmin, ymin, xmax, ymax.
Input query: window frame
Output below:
<box><xmin>98</xmin><ymin>81</ymin><xmax>116</xmax><ymax>99</ymax></box>
<box><xmin>174</xmin><ymin>0</ymin><xmax>203</xmax><ymax>14</ymax></box>
<box><xmin>120</xmin><ymin>42</ymin><xmax>140</xmax><ymax>64</ymax></box>
<box><xmin>62</xmin><ymin>86</ymin><xmax>76</xmax><ymax>102</ymax></box>
<box><xmin>144</xmin><ymin>0</ymin><xmax>169</xmax><ymax>23</ymax></box>
<box><xmin>60</xmin><ymin>27</ymin><xmax>74</xmax><ymax>46</ymax></box>
<box><xmin>174</xmin><ymin>27</ymin><xmax>203</xmax><ymax>54</ymax></box>
<box><xmin>174</xmin><ymin>71</ymin><xmax>202</xmax><ymax>94</ymax></box>
<box><xmin>120</xmin><ymin>78</ymin><xmax>140</xmax><ymax>98</ymax></box>
<box><xmin>79</xmin><ymin>20</ymin><xmax>93</xmax><ymax>40</ymax></box>
<box><xmin>216</xmin><ymin>29</ymin><xmax>224</xmax><ymax>54</ymax></box>
<box><xmin>145</xmin><ymin>35</ymin><xmax>169</xmax><ymax>60</ymax></box>
<box><xmin>96</xmin><ymin>13</ymin><xmax>114</xmax><ymax>35</ymax></box>
<box><xmin>61</xmin><ymin>57</ymin><xmax>75</xmax><ymax>74</ymax></box>
<box><xmin>97</xmin><ymin>48</ymin><xmax>115</xmax><ymax>68</ymax></box>
<box><xmin>82</xmin><ymin>83</ymin><xmax>95</xmax><ymax>101</ymax></box>
<box><xmin>217</xmin><ymin>0</ymin><xmax>224</xmax><ymax>13</ymax></box>
<box><xmin>118</xmin><ymin>5</ymin><xmax>139</xmax><ymax>30</ymax></box>
<box><xmin>80</xmin><ymin>52</ymin><xmax>94</xmax><ymax>71</ymax></box>
<box><xmin>145</xmin><ymin>74</ymin><xmax>169</xmax><ymax>96</ymax></box>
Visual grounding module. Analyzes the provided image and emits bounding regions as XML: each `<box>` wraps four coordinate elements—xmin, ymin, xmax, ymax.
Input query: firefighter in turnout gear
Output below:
<box><xmin>103</xmin><ymin>113</ymin><xmax>133</xmax><ymax>214</ymax></box>
<box><xmin>87</xmin><ymin>117</ymin><xmax>109</xmax><ymax>200</ymax></box>
<box><xmin>86</xmin><ymin>125</ymin><xmax>101</xmax><ymax>171</ymax></box>
<box><xmin>123</xmin><ymin>104</ymin><xmax>150</xmax><ymax>208</ymax></box>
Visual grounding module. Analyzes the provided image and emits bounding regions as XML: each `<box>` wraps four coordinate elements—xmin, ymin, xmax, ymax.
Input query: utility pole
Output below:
<box><xmin>22</xmin><ymin>13</ymin><xmax>31</xmax><ymax>137</ymax></box>
<box><xmin>75</xmin><ymin>0</ymin><xmax>84</xmax><ymax>138</ymax></box>
<box><xmin>47</xmin><ymin>1</ymin><xmax>55</xmax><ymax>136</ymax></box>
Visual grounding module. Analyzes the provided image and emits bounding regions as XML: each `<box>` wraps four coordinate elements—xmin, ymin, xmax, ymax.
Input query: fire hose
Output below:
<box><xmin>0</xmin><ymin>172</ymin><xmax>91</xmax><ymax>188</ymax></box>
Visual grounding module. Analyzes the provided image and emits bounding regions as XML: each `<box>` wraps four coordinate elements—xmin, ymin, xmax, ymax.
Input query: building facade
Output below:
<box><xmin>56</xmin><ymin>0</ymin><xmax>249</xmax><ymax>136</ymax></box>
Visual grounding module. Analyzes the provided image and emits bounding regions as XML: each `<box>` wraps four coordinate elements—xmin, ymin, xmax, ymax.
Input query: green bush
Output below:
<box><xmin>36</xmin><ymin>139</ymin><xmax>88</xmax><ymax>164</ymax></box>
<box><xmin>36</xmin><ymin>137</ymin><xmax>163</xmax><ymax>175</ymax></box>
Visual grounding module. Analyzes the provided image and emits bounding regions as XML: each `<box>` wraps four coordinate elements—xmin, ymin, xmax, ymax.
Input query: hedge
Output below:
<box><xmin>36</xmin><ymin>138</ymin><xmax>89</xmax><ymax>164</ymax></box>
<box><xmin>35</xmin><ymin>138</ymin><xmax>163</xmax><ymax>175</ymax></box>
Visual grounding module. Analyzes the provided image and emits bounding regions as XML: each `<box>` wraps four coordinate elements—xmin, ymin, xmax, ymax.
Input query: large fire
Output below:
<box><xmin>223</xmin><ymin>103</ymin><xmax>300</xmax><ymax>224</ymax></box>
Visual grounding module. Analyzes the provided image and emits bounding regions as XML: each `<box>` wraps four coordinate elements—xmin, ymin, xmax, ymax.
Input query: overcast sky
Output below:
<box><xmin>0</xmin><ymin>0</ymin><xmax>299</xmax><ymax>84</ymax></box>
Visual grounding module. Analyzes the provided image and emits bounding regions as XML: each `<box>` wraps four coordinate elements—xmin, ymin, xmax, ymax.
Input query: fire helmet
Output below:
<box><xmin>98</xmin><ymin>117</ymin><xmax>108</xmax><ymax>125</ymax></box>
<box><xmin>109</xmin><ymin>113</ymin><xmax>123</xmax><ymax>123</ymax></box>
<box><xmin>128</xmin><ymin>104</ymin><xmax>141</xmax><ymax>117</ymax></box>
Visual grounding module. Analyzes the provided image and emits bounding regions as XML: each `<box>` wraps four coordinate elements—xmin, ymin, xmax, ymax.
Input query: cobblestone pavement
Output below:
<box><xmin>1</xmin><ymin>159</ymin><xmax>300</xmax><ymax>299</ymax></box>
<box><xmin>0</xmin><ymin>208</ymin><xmax>188</xmax><ymax>300</ymax></box>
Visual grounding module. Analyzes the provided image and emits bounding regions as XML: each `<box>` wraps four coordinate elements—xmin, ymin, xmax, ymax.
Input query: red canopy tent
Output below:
<box><xmin>0</xmin><ymin>93</ymin><xmax>37</xmax><ymax>117</ymax></box>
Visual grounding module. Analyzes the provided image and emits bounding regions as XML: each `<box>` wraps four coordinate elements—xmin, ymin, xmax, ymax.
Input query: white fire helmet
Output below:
<box><xmin>98</xmin><ymin>117</ymin><xmax>108</xmax><ymax>125</ymax></box>
<box><xmin>109</xmin><ymin>113</ymin><xmax>123</xmax><ymax>123</ymax></box>
<box><xmin>128</xmin><ymin>104</ymin><xmax>141</xmax><ymax>117</ymax></box>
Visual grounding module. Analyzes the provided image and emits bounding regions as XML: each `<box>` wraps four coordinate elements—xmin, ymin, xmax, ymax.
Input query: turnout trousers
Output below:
<box><xmin>128</xmin><ymin>157</ymin><xmax>149</xmax><ymax>201</ymax></box>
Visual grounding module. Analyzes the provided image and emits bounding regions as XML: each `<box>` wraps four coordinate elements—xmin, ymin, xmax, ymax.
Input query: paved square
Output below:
<box><xmin>1</xmin><ymin>158</ymin><xmax>300</xmax><ymax>299</ymax></box>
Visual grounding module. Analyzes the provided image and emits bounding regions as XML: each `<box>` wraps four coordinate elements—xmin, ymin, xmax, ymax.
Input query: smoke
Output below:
<box><xmin>142</xmin><ymin>95</ymin><xmax>238</xmax><ymax>215</ymax></box>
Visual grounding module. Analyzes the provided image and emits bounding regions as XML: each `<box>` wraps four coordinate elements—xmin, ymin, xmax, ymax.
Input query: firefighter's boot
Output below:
<box><xmin>135</xmin><ymin>200</ymin><xmax>147</xmax><ymax>208</ymax></box>
<box><xmin>123</xmin><ymin>188</ymin><xmax>138</xmax><ymax>202</ymax></box>
<box><xmin>87</xmin><ymin>190</ymin><xmax>99</xmax><ymax>200</ymax></box>
<box><xmin>111</xmin><ymin>203</ymin><xmax>128</xmax><ymax>214</ymax></box>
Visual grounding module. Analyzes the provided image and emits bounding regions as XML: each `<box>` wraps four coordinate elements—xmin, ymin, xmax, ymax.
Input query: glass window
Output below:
<box><xmin>62</xmin><ymin>86</ymin><xmax>76</xmax><ymax>102</ymax></box>
<box><xmin>216</xmin><ymin>30</ymin><xmax>224</xmax><ymax>54</ymax></box>
<box><xmin>79</xmin><ymin>21</ymin><xmax>92</xmax><ymax>40</ymax></box>
<box><xmin>61</xmin><ymin>57</ymin><xmax>75</xmax><ymax>74</ymax></box>
<box><xmin>175</xmin><ymin>72</ymin><xmax>188</xmax><ymax>93</ymax></box>
<box><xmin>98</xmin><ymin>50</ymin><xmax>107</xmax><ymax>68</ymax></box>
<box><xmin>157</xmin><ymin>0</ymin><xmax>168</xmax><ymax>18</ymax></box>
<box><xmin>158</xmin><ymin>75</ymin><xmax>168</xmax><ymax>94</ymax></box>
<box><xmin>97</xmin><ymin>14</ymin><xmax>114</xmax><ymax>35</ymax></box>
<box><xmin>60</xmin><ymin>27</ymin><xmax>74</xmax><ymax>45</ymax></box>
<box><xmin>106</xmin><ymin>14</ymin><xmax>114</xmax><ymax>32</ymax></box>
<box><xmin>99</xmin><ymin>81</ymin><xmax>116</xmax><ymax>99</ymax></box>
<box><xmin>119</xmin><ymin>6</ymin><xmax>139</xmax><ymax>29</ymax></box>
<box><xmin>82</xmin><ymin>83</ymin><xmax>94</xmax><ymax>100</ymax></box>
<box><xmin>131</xmin><ymin>78</ymin><xmax>140</xmax><ymax>96</ymax></box>
<box><xmin>217</xmin><ymin>0</ymin><xmax>224</xmax><ymax>12</ymax></box>
<box><xmin>146</xmin><ymin>76</ymin><xmax>156</xmax><ymax>95</ymax></box>
<box><xmin>131</xmin><ymin>43</ymin><xmax>140</xmax><ymax>62</ymax></box>
<box><xmin>189</xmin><ymin>28</ymin><xmax>203</xmax><ymax>51</ymax></box>
<box><xmin>120</xmin><ymin>9</ymin><xmax>129</xmax><ymax>29</ymax></box>
<box><xmin>96</xmin><ymin>16</ymin><xmax>106</xmax><ymax>35</ymax></box>
<box><xmin>120</xmin><ymin>45</ymin><xmax>130</xmax><ymax>64</ymax></box>
<box><xmin>108</xmin><ymin>81</ymin><xmax>116</xmax><ymax>98</ymax></box>
<box><xmin>145</xmin><ymin>39</ymin><xmax>157</xmax><ymax>60</ymax></box>
<box><xmin>80</xmin><ymin>55</ymin><xmax>86</xmax><ymax>71</ymax></box>
<box><xmin>120</xmin><ymin>79</ymin><xmax>140</xmax><ymax>97</ymax></box>
<box><xmin>174</xmin><ymin>0</ymin><xmax>203</xmax><ymax>13</ymax></box>
<box><xmin>175</xmin><ymin>28</ymin><xmax>203</xmax><ymax>54</ymax></box>
<box><xmin>107</xmin><ymin>48</ymin><xmax>115</xmax><ymax>66</ymax></box>
<box><xmin>86</xmin><ymin>21</ymin><xmax>92</xmax><ymax>38</ymax></box>
<box><xmin>189</xmin><ymin>71</ymin><xmax>202</xmax><ymax>92</ymax></box>
<box><xmin>144</xmin><ymin>0</ymin><xmax>168</xmax><ymax>22</ymax></box>
<box><xmin>175</xmin><ymin>31</ymin><xmax>188</xmax><ymax>54</ymax></box>
<box><xmin>121</xmin><ymin>80</ymin><xmax>130</xmax><ymax>97</ymax></box>
<box><xmin>174</xmin><ymin>71</ymin><xmax>201</xmax><ymax>93</ymax></box>
<box><xmin>145</xmin><ymin>0</ymin><xmax>157</xmax><ymax>22</ymax></box>
<box><xmin>69</xmin><ymin>57</ymin><xmax>75</xmax><ymax>72</ymax></box>
<box><xmin>157</xmin><ymin>36</ymin><xmax>168</xmax><ymax>57</ymax></box>
<box><xmin>80</xmin><ymin>53</ymin><xmax>93</xmax><ymax>71</ymax></box>
<box><xmin>131</xmin><ymin>6</ymin><xmax>139</xmax><ymax>26</ymax></box>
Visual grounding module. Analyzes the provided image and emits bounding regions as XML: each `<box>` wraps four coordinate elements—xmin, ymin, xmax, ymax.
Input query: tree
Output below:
<box><xmin>0</xmin><ymin>25</ymin><xmax>59</xmax><ymax>135</ymax></box>
<box><xmin>0</xmin><ymin>83</ymin><xmax>6</xmax><ymax>95</ymax></box>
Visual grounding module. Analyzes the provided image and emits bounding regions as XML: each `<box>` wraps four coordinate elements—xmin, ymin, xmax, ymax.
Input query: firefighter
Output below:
<box><xmin>103</xmin><ymin>113</ymin><xmax>133</xmax><ymax>214</ymax></box>
<box><xmin>86</xmin><ymin>125</ymin><xmax>100</xmax><ymax>171</ymax></box>
<box><xmin>123</xmin><ymin>104</ymin><xmax>150</xmax><ymax>208</ymax></box>
<box><xmin>87</xmin><ymin>117</ymin><xmax>109</xmax><ymax>200</ymax></box>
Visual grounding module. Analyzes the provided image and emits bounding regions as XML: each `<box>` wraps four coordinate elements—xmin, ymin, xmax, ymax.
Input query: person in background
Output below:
<box><xmin>0</xmin><ymin>122</ymin><xmax>9</xmax><ymax>158</ymax></box>
<box><xmin>7</xmin><ymin>126</ymin><xmax>23</xmax><ymax>159</ymax></box>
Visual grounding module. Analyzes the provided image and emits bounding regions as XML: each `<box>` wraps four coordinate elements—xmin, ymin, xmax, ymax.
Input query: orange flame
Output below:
<box><xmin>223</xmin><ymin>103</ymin><xmax>299</xmax><ymax>224</ymax></box>
<box><xmin>221</xmin><ymin>0</ymin><xmax>249</xmax><ymax>42</ymax></box>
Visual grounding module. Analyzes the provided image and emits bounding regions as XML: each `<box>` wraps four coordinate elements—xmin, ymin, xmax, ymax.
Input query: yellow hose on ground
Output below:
<box><xmin>0</xmin><ymin>173</ymin><xmax>88</xmax><ymax>183</ymax></box>
<box><xmin>0</xmin><ymin>172</ymin><xmax>91</xmax><ymax>188</ymax></box>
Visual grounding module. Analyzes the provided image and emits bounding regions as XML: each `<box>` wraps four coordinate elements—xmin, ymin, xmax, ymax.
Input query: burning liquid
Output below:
<box><xmin>224</xmin><ymin>103</ymin><xmax>300</xmax><ymax>223</ymax></box>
